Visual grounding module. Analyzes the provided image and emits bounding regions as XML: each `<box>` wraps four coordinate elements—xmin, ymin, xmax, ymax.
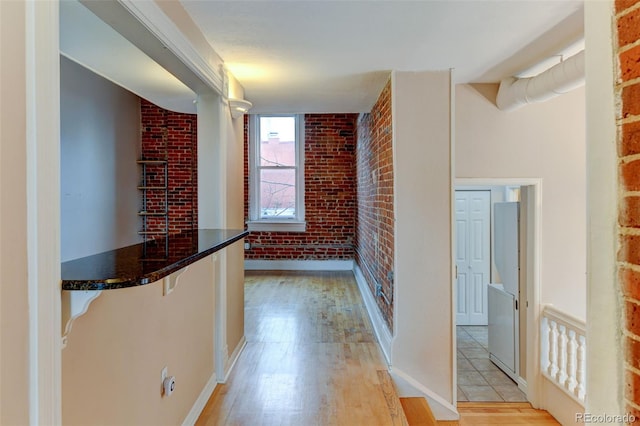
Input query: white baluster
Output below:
<box><xmin>566</xmin><ymin>329</ymin><xmax>578</xmax><ymax>393</ymax></box>
<box><xmin>540</xmin><ymin>316</ymin><xmax>550</xmax><ymax>371</ymax></box>
<box><xmin>556</xmin><ymin>325</ymin><xmax>568</xmax><ymax>386</ymax></box>
<box><xmin>548</xmin><ymin>320</ymin><xmax>559</xmax><ymax>378</ymax></box>
<box><xmin>575</xmin><ymin>335</ymin><xmax>586</xmax><ymax>402</ymax></box>
<box><xmin>540</xmin><ymin>307</ymin><xmax>587</xmax><ymax>405</ymax></box>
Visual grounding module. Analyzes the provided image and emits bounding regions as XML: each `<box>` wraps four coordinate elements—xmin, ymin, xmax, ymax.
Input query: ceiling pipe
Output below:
<box><xmin>496</xmin><ymin>50</ymin><xmax>585</xmax><ymax>111</ymax></box>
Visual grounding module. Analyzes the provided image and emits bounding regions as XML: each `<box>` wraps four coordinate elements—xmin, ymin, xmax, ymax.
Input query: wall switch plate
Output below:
<box><xmin>244</xmin><ymin>242</ymin><xmax>251</xmax><ymax>250</ymax></box>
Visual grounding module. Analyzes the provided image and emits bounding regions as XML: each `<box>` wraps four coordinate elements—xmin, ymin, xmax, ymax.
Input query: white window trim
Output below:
<box><xmin>247</xmin><ymin>114</ymin><xmax>306</xmax><ymax>232</ymax></box>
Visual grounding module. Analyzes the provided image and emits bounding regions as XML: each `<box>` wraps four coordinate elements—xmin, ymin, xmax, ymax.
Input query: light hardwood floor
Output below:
<box><xmin>196</xmin><ymin>271</ymin><xmax>401</xmax><ymax>425</ymax></box>
<box><xmin>196</xmin><ymin>271</ymin><xmax>559</xmax><ymax>426</ymax></box>
<box><xmin>455</xmin><ymin>402</ymin><xmax>560</xmax><ymax>425</ymax></box>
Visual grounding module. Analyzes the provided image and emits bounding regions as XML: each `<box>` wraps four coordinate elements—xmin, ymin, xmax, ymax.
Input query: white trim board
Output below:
<box><xmin>390</xmin><ymin>367</ymin><xmax>459</xmax><ymax>421</ymax></box>
<box><xmin>222</xmin><ymin>336</ymin><xmax>247</xmax><ymax>384</ymax></box>
<box><xmin>181</xmin><ymin>373</ymin><xmax>217</xmax><ymax>426</ymax></box>
<box><xmin>182</xmin><ymin>337</ymin><xmax>246</xmax><ymax>424</ymax></box>
<box><xmin>244</xmin><ymin>259</ymin><xmax>354</xmax><ymax>271</ymax></box>
<box><xmin>353</xmin><ymin>263</ymin><xmax>393</xmax><ymax>365</ymax></box>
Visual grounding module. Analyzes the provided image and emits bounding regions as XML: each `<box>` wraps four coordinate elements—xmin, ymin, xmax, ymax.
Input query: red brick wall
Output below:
<box><xmin>243</xmin><ymin>114</ymin><xmax>357</xmax><ymax>259</ymax></box>
<box><xmin>616</xmin><ymin>0</ymin><xmax>640</xmax><ymax>418</ymax></box>
<box><xmin>355</xmin><ymin>79</ymin><xmax>395</xmax><ymax>329</ymax></box>
<box><xmin>140</xmin><ymin>100</ymin><xmax>197</xmax><ymax>235</ymax></box>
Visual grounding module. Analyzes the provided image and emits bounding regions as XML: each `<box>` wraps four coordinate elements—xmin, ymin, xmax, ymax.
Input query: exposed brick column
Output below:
<box><xmin>140</xmin><ymin>100</ymin><xmax>197</xmax><ymax>235</ymax></box>
<box><xmin>355</xmin><ymin>78</ymin><xmax>394</xmax><ymax>329</ymax></box>
<box><xmin>616</xmin><ymin>0</ymin><xmax>640</xmax><ymax>418</ymax></box>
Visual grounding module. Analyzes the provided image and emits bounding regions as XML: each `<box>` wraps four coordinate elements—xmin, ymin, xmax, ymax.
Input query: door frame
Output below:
<box><xmin>452</xmin><ymin>178</ymin><xmax>542</xmax><ymax>409</ymax></box>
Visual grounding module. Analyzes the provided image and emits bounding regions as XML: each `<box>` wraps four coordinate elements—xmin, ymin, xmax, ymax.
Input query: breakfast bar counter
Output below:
<box><xmin>61</xmin><ymin>228</ymin><xmax>249</xmax><ymax>291</ymax></box>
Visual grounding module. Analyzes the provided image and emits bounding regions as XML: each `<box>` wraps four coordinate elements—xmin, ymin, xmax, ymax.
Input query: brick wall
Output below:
<box><xmin>243</xmin><ymin>114</ymin><xmax>357</xmax><ymax>259</ymax></box>
<box><xmin>140</xmin><ymin>100</ymin><xmax>198</xmax><ymax>235</ymax></box>
<box><xmin>355</xmin><ymin>79</ymin><xmax>395</xmax><ymax>329</ymax></box>
<box><xmin>616</xmin><ymin>0</ymin><xmax>640</xmax><ymax>418</ymax></box>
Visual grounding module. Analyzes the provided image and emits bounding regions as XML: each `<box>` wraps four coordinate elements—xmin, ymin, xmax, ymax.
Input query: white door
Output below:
<box><xmin>455</xmin><ymin>190</ymin><xmax>491</xmax><ymax>325</ymax></box>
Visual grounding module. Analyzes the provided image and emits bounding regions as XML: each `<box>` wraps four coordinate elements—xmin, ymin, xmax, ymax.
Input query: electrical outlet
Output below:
<box><xmin>244</xmin><ymin>242</ymin><xmax>251</xmax><ymax>250</ymax></box>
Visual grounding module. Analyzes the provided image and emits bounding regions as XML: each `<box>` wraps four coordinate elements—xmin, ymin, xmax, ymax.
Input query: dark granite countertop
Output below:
<box><xmin>61</xmin><ymin>229</ymin><xmax>248</xmax><ymax>291</ymax></box>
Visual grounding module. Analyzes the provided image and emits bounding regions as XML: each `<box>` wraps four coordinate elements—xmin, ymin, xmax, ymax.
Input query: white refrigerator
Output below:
<box><xmin>488</xmin><ymin>202</ymin><xmax>520</xmax><ymax>382</ymax></box>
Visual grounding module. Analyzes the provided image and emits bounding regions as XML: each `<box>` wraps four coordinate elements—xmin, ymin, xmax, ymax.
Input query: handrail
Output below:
<box><xmin>543</xmin><ymin>305</ymin><xmax>586</xmax><ymax>334</ymax></box>
<box><xmin>540</xmin><ymin>304</ymin><xmax>586</xmax><ymax>406</ymax></box>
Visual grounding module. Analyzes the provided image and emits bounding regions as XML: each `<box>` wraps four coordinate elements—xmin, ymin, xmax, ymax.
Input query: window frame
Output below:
<box><xmin>247</xmin><ymin>114</ymin><xmax>306</xmax><ymax>232</ymax></box>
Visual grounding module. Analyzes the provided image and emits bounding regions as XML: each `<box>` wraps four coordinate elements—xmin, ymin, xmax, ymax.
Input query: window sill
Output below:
<box><xmin>246</xmin><ymin>220</ymin><xmax>306</xmax><ymax>232</ymax></box>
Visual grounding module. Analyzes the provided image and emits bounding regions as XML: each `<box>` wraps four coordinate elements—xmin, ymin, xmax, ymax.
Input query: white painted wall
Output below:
<box><xmin>62</xmin><ymin>256</ymin><xmax>216</xmax><ymax>425</ymax></box>
<box><xmin>0</xmin><ymin>2</ymin><xmax>30</xmax><ymax>423</ymax></box>
<box><xmin>391</xmin><ymin>71</ymin><xmax>455</xmax><ymax>418</ymax></box>
<box><xmin>456</xmin><ymin>83</ymin><xmax>587</xmax><ymax>320</ymax></box>
<box><xmin>60</xmin><ymin>57</ymin><xmax>141</xmax><ymax>262</ymax></box>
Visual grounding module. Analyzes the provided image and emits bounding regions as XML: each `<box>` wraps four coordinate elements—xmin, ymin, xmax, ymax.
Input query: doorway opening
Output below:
<box><xmin>453</xmin><ymin>180</ymin><xmax>541</xmax><ymax>406</ymax></box>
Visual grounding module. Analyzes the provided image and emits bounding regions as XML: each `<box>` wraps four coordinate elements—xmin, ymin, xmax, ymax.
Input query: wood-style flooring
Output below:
<box><xmin>399</xmin><ymin>400</ymin><xmax>559</xmax><ymax>426</ymax></box>
<box><xmin>196</xmin><ymin>271</ymin><xmax>400</xmax><ymax>425</ymax></box>
<box><xmin>455</xmin><ymin>402</ymin><xmax>560</xmax><ymax>425</ymax></box>
<box><xmin>196</xmin><ymin>271</ymin><xmax>560</xmax><ymax>426</ymax></box>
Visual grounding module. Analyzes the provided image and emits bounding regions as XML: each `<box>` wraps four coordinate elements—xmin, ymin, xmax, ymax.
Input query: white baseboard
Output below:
<box><xmin>244</xmin><ymin>259</ymin><xmax>354</xmax><ymax>271</ymax></box>
<box><xmin>222</xmin><ymin>336</ymin><xmax>247</xmax><ymax>384</ymax></box>
<box><xmin>353</xmin><ymin>263</ymin><xmax>392</xmax><ymax>365</ymax></box>
<box><xmin>390</xmin><ymin>367</ymin><xmax>459</xmax><ymax>421</ymax></box>
<box><xmin>182</xmin><ymin>373</ymin><xmax>217</xmax><ymax>426</ymax></box>
<box><xmin>540</xmin><ymin>377</ymin><xmax>584</xmax><ymax>425</ymax></box>
<box><xmin>183</xmin><ymin>337</ymin><xmax>247</xmax><ymax>425</ymax></box>
<box><xmin>517</xmin><ymin>376</ymin><xmax>528</xmax><ymax>395</ymax></box>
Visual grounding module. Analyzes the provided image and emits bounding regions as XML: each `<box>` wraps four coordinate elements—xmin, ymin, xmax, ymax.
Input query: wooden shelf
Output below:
<box><xmin>138</xmin><ymin>159</ymin><xmax>168</xmax><ymax>237</ymax></box>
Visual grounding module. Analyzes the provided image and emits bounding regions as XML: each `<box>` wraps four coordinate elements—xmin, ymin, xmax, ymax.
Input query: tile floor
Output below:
<box><xmin>457</xmin><ymin>325</ymin><xmax>527</xmax><ymax>402</ymax></box>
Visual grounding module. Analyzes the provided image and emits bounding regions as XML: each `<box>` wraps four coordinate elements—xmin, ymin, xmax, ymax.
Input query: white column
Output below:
<box><xmin>197</xmin><ymin>92</ymin><xmax>229</xmax><ymax>381</ymax></box>
<box><xmin>197</xmin><ymin>92</ymin><xmax>227</xmax><ymax>229</ymax></box>
<box><xmin>25</xmin><ymin>1</ymin><xmax>62</xmax><ymax>424</ymax></box>
<box><xmin>585</xmin><ymin>0</ymin><xmax>624</xmax><ymax>418</ymax></box>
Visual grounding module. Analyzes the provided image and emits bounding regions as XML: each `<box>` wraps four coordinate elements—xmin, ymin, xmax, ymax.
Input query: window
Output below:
<box><xmin>247</xmin><ymin>114</ymin><xmax>305</xmax><ymax>232</ymax></box>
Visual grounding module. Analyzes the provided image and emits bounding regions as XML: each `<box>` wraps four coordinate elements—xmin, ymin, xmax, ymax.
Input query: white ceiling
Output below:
<box><xmin>181</xmin><ymin>0</ymin><xmax>584</xmax><ymax>113</ymax></box>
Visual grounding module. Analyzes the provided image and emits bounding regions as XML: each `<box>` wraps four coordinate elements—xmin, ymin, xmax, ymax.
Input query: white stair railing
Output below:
<box><xmin>540</xmin><ymin>305</ymin><xmax>586</xmax><ymax>405</ymax></box>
